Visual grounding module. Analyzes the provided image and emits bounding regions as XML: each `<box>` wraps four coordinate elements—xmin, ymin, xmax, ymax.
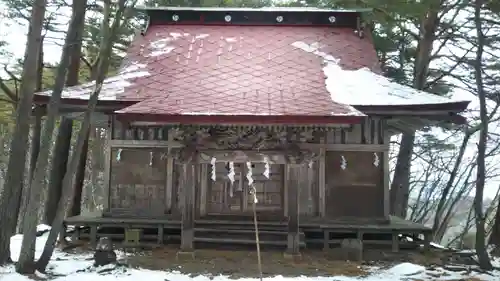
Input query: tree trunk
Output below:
<box><xmin>16</xmin><ymin>0</ymin><xmax>87</xmax><ymax>273</ymax></box>
<box><xmin>472</xmin><ymin>0</ymin><xmax>492</xmax><ymax>270</ymax></box>
<box><xmin>0</xmin><ymin>0</ymin><xmax>47</xmax><ymax>266</ymax></box>
<box><xmin>17</xmin><ymin>39</ymin><xmax>45</xmax><ymax>235</ymax></box>
<box><xmin>389</xmin><ymin>133</ymin><xmax>415</xmax><ymax>218</ymax></box>
<box><xmin>67</xmin><ymin>130</ymin><xmax>90</xmax><ymax>217</ymax></box>
<box><xmin>42</xmin><ymin>0</ymin><xmax>85</xmax><ymax>225</ymax></box>
<box><xmin>489</xmin><ymin>193</ymin><xmax>500</xmax><ymax>252</ymax></box>
<box><xmin>37</xmin><ymin>0</ymin><xmax>128</xmax><ymax>272</ymax></box>
<box><xmin>18</xmin><ymin>112</ymin><xmax>42</xmax><ymax>235</ymax></box>
<box><xmin>389</xmin><ymin>6</ymin><xmax>441</xmax><ymax>218</ymax></box>
<box><xmin>43</xmin><ymin>118</ymin><xmax>73</xmax><ymax>225</ymax></box>
<box><xmin>89</xmin><ymin>129</ymin><xmax>102</xmax><ymax>211</ymax></box>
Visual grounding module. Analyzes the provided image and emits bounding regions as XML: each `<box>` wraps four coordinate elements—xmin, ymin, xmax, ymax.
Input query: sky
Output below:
<box><xmin>0</xmin><ymin>2</ymin><xmax>499</xmax><ymax>200</ymax></box>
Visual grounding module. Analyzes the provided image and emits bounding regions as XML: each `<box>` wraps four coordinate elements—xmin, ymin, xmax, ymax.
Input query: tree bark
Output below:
<box><xmin>389</xmin><ymin>5</ymin><xmax>441</xmax><ymax>218</ymax></box>
<box><xmin>67</xmin><ymin>130</ymin><xmax>90</xmax><ymax>217</ymax></box>
<box><xmin>42</xmin><ymin>0</ymin><xmax>85</xmax><ymax>225</ymax></box>
<box><xmin>37</xmin><ymin>0</ymin><xmax>128</xmax><ymax>272</ymax></box>
<box><xmin>0</xmin><ymin>0</ymin><xmax>47</xmax><ymax>266</ymax></box>
<box><xmin>43</xmin><ymin>118</ymin><xmax>73</xmax><ymax>225</ymax></box>
<box><xmin>89</xmin><ymin>129</ymin><xmax>103</xmax><ymax>211</ymax></box>
<box><xmin>16</xmin><ymin>0</ymin><xmax>87</xmax><ymax>273</ymax></box>
<box><xmin>472</xmin><ymin>0</ymin><xmax>492</xmax><ymax>270</ymax></box>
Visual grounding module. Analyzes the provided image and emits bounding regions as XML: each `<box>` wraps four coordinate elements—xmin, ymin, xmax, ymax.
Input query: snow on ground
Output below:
<box><xmin>1</xmin><ymin>226</ymin><xmax>500</xmax><ymax>281</ymax></box>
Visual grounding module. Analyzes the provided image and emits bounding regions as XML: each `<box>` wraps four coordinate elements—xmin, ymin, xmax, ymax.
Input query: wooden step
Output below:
<box><xmin>194</xmin><ymin>237</ymin><xmax>306</xmax><ymax>248</ymax></box>
<box><xmin>194</xmin><ymin>225</ymin><xmax>306</xmax><ymax>248</ymax></box>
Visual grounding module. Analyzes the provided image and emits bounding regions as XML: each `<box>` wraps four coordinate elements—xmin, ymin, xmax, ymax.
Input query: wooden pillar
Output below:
<box><xmin>383</xmin><ymin>125</ymin><xmax>391</xmax><ymax>220</ymax></box>
<box><xmin>199</xmin><ymin>164</ymin><xmax>208</xmax><ymax>216</ymax></box>
<box><xmin>165</xmin><ymin>129</ymin><xmax>174</xmax><ymax>214</ymax></box>
<box><xmin>318</xmin><ymin>136</ymin><xmax>326</xmax><ymax>217</ymax></box>
<box><xmin>179</xmin><ymin>148</ymin><xmax>197</xmax><ymax>255</ymax></box>
<box><xmin>286</xmin><ymin>163</ymin><xmax>301</xmax><ymax>257</ymax></box>
<box><xmin>103</xmin><ymin>119</ymin><xmax>112</xmax><ymax>214</ymax></box>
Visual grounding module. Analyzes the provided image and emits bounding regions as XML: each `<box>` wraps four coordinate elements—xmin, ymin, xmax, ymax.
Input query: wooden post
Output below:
<box><xmin>199</xmin><ymin>164</ymin><xmax>208</xmax><ymax>216</ymax></box>
<box><xmin>383</xmin><ymin>132</ymin><xmax>391</xmax><ymax>221</ymax></box>
<box><xmin>103</xmin><ymin>118</ymin><xmax>112</xmax><ymax>214</ymax></box>
<box><xmin>286</xmin><ymin>163</ymin><xmax>301</xmax><ymax>257</ymax></box>
<box><xmin>178</xmin><ymin>148</ymin><xmax>197</xmax><ymax>258</ymax></box>
<box><xmin>318</xmin><ymin>136</ymin><xmax>326</xmax><ymax>217</ymax></box>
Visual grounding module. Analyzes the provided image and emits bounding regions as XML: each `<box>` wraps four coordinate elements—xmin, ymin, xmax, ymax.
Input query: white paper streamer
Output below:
<box><xmin>246</xmin><ymin>161</ymin><xmax>254</xmax><ymax>186</ymax></box>
<box><xmin>210</xmin><ymin>157</ymin><xmax>217</xmax><ymax>181</ymax></box>
<box><xmin>373</xmin><ymin>152</ymin><xmax>380</xmax><ymax>167</ymax></box>
<box><xmin>341</xmin><ymin>155</ymin><xmax>347</xmax><ymax>170</ymax></box>
<box><xmin>228</xmin><ymin>161</ymin><xmax>235</xmax><ymax>184</ymax></box>
<box><xmin>116</xmin><ymin>149</ymin><xmax>122</xmax><ymax>161</ymax></box>
<box><xmin>263</xmin><ymin>157</ymin><xmax>270</xmax><ymax>179</ymax></box>
<box><xmin>149</xmin><ymin>151</ymin><xmax>153</xmax><ymax>166</ymax></box>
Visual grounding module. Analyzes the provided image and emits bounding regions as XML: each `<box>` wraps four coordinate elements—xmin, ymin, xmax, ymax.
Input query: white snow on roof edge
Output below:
<box><xmin>36</xmin><ymin>62</ymin><xmax>150</xmax><ymax>101</ymax></box>
<box><xmin>291</xmin><ymin>41</ymin><xmax>471</xmax><ymax>108</ymax></box>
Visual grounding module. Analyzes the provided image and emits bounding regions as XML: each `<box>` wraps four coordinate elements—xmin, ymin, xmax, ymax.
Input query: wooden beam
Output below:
<box><xmin>286</xmin><ymin>164</ymin><xmax>301</xmax><ymax>256</ymax></box>
<box><xmin>108</xmin><ymin>140</ymin><xmax>388</xmax><ymax>152</ymax></box>
<box><xmin>109</xmin><ymin>139</ymin><xmax>183</xmax><ymax>148</ymax></box>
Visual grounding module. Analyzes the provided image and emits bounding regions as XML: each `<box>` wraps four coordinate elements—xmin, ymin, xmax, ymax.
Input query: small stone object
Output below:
<box><xmin>94</xmin><ymin>237</ymin><xmax>117</xmax><ymax>267</ymax></box>
<box><xmin>340</xmin><ymin>238</ymin><xmax>363</xmax><ymax>261</ymax></box>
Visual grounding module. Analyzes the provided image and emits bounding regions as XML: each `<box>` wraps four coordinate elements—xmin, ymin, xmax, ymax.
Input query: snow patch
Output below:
<box><xmin>196</xmin><ymin>34</ymin><xmax>209</xmax><ymax>39</ymax></box>
<box><xmin>3</xmin><ymin>225</ymin><xmax>500</xmax><ymax>281</ymax></box>
<box><xmin>36</xmin><ymin>62</ymin><xmax>150</xmax><ymax>100</ymax></box>
<box><xmin>385</xmin><ymin>262</ymin><xmax>425</xmax><ymax>276</ymax></box>
<box><xmin>291</xmin><ymin>41</ymin><xmax>470</xmax><ymax>107</ymax></box>
<box><xmin>148</xmin><ymin>38</ymin><xmax>176</xmax><ymax>57</ymax></box>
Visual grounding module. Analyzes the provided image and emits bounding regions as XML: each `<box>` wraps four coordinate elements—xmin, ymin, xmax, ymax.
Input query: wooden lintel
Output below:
<box><xmin>108</xmin><ymin>140</ymin><xmax>388</xmax><ymax>152</ymax></box>
<box><xmin>299</xmin><ymin>143</ymin><xmax>389</xmax><ymax>152</ymax></box>
<box><xmin>198</xmin><ymin>150</ymin><xmax>288</xmax><ymax>164</ymax></box>
<box><xmin>109</xmin><ymin>139</ymin><xmax>183</xmax><ymax>148</ymax></box>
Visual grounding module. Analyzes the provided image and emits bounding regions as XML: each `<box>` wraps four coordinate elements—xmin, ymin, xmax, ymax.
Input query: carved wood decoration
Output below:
<box><xmin>170</xmin><ymin>126</ymin><xmax>320</xmax><ymax>164</ymax></box>
<box><xmin>112</xmin><ymin>117</ymin><xmax>387</xmax><ymax>146</ymax></box>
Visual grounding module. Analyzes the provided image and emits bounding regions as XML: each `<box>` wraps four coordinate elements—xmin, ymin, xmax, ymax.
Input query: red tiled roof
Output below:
<box><xmin>112</xmin><ymin>24</ymin><xmax>380</xmax><ymax>122</ymax></box>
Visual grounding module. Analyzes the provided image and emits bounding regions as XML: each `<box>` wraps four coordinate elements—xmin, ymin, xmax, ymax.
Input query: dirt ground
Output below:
<box><xmin>63</xmin><ymin>241</ymin><xmax>451</xmax><ymax>278</ymax></box>
<box><xmin>122</xmin><ymin>246</ymin><xmax>367</xmax><ymax>277</ymax></box>
<box><xmin>107</xmin><ymin>245</ymin><xmax>443</xmax><ymax>278</ymax></box>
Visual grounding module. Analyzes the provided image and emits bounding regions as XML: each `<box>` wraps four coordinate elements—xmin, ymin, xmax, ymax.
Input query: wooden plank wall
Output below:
<box><xmin>108</xmin><ymin>148</ymin><xmax>167</xmax><ymax>216</ymax></box>
<box><xmin>106</xmin><ymin>117</ymin><xmax>388</xmax><ymax>219</ymax></box>
<box><xmin>323</xmin><ymin>117</ymin><xmax>387</xmax><ymax>219</ymax></box>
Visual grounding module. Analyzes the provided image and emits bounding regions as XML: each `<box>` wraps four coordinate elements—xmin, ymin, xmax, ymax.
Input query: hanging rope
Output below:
<box><xmin>250</xmin><ymin>184</ymin><xmax>263</xmax><ymax>281</ymax></box>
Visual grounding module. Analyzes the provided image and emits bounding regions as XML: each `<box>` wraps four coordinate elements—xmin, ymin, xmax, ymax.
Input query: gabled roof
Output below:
<box><xmin>33</xmin><ymin>6</ymin><xmax>470</xmax><ymax>124</ymax></box>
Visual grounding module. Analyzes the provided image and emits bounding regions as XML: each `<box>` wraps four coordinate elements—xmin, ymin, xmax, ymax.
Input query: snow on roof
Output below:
<box><xmin>291</xmin><ymin>41</ymin><xmax>471</xmax><ymax>107</ymax></box>
<box><xmin>36</xmin><ymin>63</ymin><xmax>150</xmax><ymax>101</ymax></box>
<box><xmin>113</xmin><ymin>25</ymin><xmax>368</xmax><ymax>118</ymax></box>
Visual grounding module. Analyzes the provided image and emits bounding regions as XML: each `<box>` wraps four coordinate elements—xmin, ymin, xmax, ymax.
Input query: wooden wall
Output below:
<box><xmin>108</xmin><ymin>148</ymin><xmax>167</xmax><ymax>216</ymax></box>
<box><xmin>105</xmin><ymin>116</ymin><xmax>388</xmax><ymax>220</ymax></box>
<box><xmin>324</xmin><ymin>151</ymin><xmax>384</xmax><ymax>218</ymax></box>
